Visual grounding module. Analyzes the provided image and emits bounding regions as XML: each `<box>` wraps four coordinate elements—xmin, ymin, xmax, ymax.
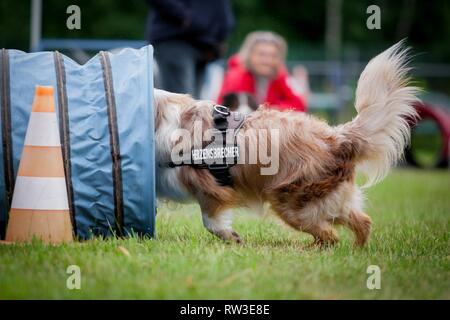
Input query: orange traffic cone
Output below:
<box><xmin>5</xmin><ymin>85</ymin><xmax>73</xmax><ymax>244</ymax></box>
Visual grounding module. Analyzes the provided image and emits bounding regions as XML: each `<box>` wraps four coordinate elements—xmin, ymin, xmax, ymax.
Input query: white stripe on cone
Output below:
<box><xmin>11</xmin><ymin>176</ymin><xmax>69</xmax><ymax>210</ymax></box>
<box><xmin>24</xmin><ymin>112</ymin><xmax>61</xmax><ymax>147</ymax></box>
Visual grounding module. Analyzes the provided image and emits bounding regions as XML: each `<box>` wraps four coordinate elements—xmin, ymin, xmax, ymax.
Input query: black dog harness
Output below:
<box><xmin>166</xmin><ymin>105</ymin><xmax>246</xmax><ymax>186</ymax></box>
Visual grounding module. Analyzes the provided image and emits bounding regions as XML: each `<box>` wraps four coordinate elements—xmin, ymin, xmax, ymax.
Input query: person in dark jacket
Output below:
<box><xmin>146</xmin><ymin>0</ymin><xmax>234</xmax><ymax>97</ymax></box>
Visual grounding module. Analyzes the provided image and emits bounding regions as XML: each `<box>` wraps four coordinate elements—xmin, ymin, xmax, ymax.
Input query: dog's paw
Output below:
<box><xmin>230</xmin><ymin>230</ymin><xmax>244</xmax><ymax>245</ymax></box>
<box><xmin>304</xmin><ymin>238</ymin><xmax>337</xmax><ymax>250</ymax></box>
<box><xmin>216</xmin><ymin>229</ymin><xmax>244</xmax><ymax>245</ymax></box>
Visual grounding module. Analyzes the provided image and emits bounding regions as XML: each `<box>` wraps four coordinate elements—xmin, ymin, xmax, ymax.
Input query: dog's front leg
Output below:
<box><xmin>200</xmin><ymin>208</ymin><xmax>243</xmax><ymax>244</ymax></box>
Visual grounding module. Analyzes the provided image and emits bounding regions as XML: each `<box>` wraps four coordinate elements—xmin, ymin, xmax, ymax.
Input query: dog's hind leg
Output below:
<box><xmin>270</xmin><ymin>205</ymin><xmax>340</xmax><ymax>247</ymax></box>
<box><xmin>340</xmin><ymin>211</ymin><xmax>372</xmax><ymax>247</ymax></box>
<box><xmin>335</xmin><ymin>185</ymin><xmax>372</xmax><ymax>247</ymax></box>
<box><xmin>303</xmin><ymin>222</ymin><xmax>340</xmax><ymax>247</ymax></box>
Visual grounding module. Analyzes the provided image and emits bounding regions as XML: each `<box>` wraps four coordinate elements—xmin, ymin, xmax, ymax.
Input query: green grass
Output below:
<box><xmin>0</xmin><ymin>169</ymin><xmax>449</xmax><ymax>299</ymax></box>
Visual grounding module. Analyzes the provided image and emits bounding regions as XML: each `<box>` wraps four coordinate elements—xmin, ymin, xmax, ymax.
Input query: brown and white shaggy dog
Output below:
<box><xmin>154</xmin><ymin>42</ymin><xmax>419</xmax><ymax>247</ymax></box>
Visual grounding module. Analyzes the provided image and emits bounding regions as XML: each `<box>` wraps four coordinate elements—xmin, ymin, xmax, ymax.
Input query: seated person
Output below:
<box><xmin>218</xmin><ymin>31</ymin><xmax>306</xmax><ymax>112</ymax></box>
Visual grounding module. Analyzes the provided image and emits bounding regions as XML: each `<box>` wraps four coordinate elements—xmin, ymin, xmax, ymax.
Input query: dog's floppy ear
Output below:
<box><xmin>153</xmin><ymin>89</ymin><xmax>166</xmax><ymax>129</ymax></box>
<box><xmin>153</xmin><ymin>89</ymin><xmax>195</xmax><ymax>129</ymax></box>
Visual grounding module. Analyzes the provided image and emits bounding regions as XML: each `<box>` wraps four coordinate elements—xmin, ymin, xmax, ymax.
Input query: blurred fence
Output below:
<box><xmin>290</xmin><ymin>60</ymin><xmax>450</xmax><ymax>121</ymax></box>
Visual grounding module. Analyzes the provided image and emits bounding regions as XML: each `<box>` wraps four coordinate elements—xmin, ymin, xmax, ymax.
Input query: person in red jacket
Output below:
<box><xmin>218</xmin><ymin>31</ymin><xmax>306</xmax><ymax>112</ymax></box>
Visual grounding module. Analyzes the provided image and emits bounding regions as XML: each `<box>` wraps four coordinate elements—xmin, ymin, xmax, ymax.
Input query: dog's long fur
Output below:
<box><xmin>154</xmin><ymin>42</ymin><xmax>420</xmax><ymax>246</ymax></box>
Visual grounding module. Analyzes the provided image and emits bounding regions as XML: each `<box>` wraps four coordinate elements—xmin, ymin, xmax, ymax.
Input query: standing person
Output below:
<box><xmin>146</xmin><ymin>0</ymin><xmax>235</xmax><ymax>97</ymax></box>
<box><xmin>218</xmin><ymin>31</ymin><xmax>306</xmax><ymax>112</ymax></box>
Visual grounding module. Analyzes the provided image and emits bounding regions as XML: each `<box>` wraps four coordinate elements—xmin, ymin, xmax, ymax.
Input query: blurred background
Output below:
<box><xmin>1</xmin><ymin>0</ymin><xmax>449</xmax><ymax>168</ymax></box>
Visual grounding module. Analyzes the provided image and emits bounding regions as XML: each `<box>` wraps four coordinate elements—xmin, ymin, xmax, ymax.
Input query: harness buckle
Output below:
<box><xmin>213</xmin><ymin>105</ymin><xmax>230</xmax><ymax>116</ymax></box>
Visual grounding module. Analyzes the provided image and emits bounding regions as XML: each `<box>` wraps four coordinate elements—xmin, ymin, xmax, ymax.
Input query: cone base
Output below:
<box><xmin>5</xmin><ymin>209</ymin><xmax>73</xmax><ymax>244</ymax></box>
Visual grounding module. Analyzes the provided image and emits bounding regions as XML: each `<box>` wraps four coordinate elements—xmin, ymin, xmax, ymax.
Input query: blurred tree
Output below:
<box><xmin>0</xmin><ymin>0</ymin><xmax>148</xmax><ymax>50</ymax></box>
<box><xmin>0</xmin><ymin>0</ymin><xmax>449</xmax><ymax>62</ymax></box>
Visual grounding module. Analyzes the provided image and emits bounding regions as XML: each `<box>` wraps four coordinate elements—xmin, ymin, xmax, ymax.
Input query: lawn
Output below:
<box><xmin>0</xmin><ymin>169</ymin><xmax>449</xmax><ymax>299</ymax></box>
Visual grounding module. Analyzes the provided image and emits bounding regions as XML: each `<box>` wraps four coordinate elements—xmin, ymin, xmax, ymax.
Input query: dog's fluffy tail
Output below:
<box><xmin>341</xmin><ymin>40</ymin><xmax>420</xmax><ymax>187</ymax></box>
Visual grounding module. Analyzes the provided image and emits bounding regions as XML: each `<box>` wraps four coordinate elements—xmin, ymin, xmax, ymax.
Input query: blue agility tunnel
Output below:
<box><xmin>0</xmin><ymin>46</ymin><xmax>156</xmax><ymax>239</ymax></box>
